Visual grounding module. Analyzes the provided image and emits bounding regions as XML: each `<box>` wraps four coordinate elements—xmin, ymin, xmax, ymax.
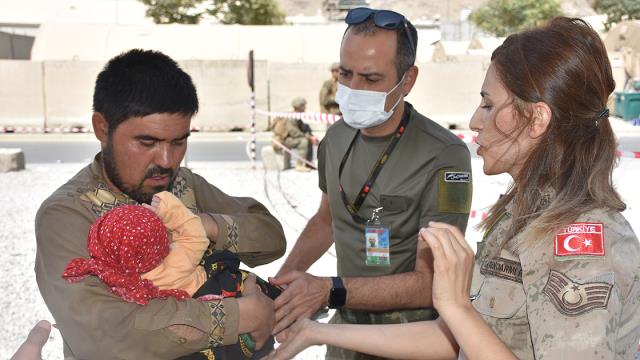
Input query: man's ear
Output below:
<box><xmin>529</xmin><ymin>102</ymin><xmax>551</xmax><ymax>139</ymax></box>
<box><xmin>92</xmin><ymin>112</ymin><xmax>108</xmax><ymax>145</ymax></box>
<box><xmin>401</xmin><ymin>65</ymin><xmax>419</xmax><ymax>97</ymax></box>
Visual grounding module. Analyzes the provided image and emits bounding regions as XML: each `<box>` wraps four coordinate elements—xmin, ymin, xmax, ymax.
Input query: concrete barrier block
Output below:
<box><xmin>0</xmin><ymin>148</ymin><xmax>25</xmax><ymax>172</ymax></box>
<box><xmin>261</xmin><ymin>146</ymin><xmax>291</xmax><ymax>171</ymax></box>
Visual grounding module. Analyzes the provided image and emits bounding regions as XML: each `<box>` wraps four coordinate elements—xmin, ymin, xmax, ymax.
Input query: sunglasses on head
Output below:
<box><xmin>345</xmin><ymin>7</ymin><xmax>416</xmax><ymax>57</ymax></box>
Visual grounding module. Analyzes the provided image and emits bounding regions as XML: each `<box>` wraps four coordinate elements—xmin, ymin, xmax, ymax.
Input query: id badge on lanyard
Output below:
<box><xmin>337</xmin><ymin>111</ymin><xmax>409</xmax><ymax>267</ymax></box>
<box><xmin>365</xmin><ymin>207</ymin><xmax>390</xmax><ymax>266</ymax></box>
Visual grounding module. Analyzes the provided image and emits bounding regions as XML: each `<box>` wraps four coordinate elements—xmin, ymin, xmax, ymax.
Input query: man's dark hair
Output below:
<box><xmin>346</xmin><ymin>18</ymin><xmax>418</xmax><ymax>80</ymax></box>
<box><xmin>93</xmin><ymin>49</ymin><xmax>199</xmax><ymax>131</ymax></box>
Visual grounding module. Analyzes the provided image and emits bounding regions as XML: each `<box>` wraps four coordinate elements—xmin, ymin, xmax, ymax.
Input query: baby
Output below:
<box><xmin>62</xmin><ymin>191</ymin><xmax>279</xmax><ymax>359</ymax></box>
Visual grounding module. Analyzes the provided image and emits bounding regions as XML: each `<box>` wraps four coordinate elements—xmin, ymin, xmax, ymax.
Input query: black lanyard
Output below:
<box><xmin>338</xmin><ymin>111</ymin><xmax>410</xmax><ymax>224</ymax></box>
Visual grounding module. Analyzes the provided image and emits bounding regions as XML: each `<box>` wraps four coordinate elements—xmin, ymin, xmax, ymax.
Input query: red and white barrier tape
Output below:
<box><xmin>256</xmin><ymin>109</ymin><xmax>341</xmax><ymax>125</ymax></box>
<box><xmin>2</xmin><ymin>123</ymin><xmax>639</xmax><ymax>160</ymax></box>
<box><xmin>453</xmin><ymin>132</ymin><xmax>477</xmax><ymax>144</ymax></box>
<box><xmin>189</xmin><ymin>126</ymin><xmax>223</xmax><ymax>132</ymax></box>
<box><xmin>617</xmin><ymin>150</ymin><xmax>640</xmax><ymax>159</ymax></box>
<box><xmin>0</xmin><ymin>126</ymin><xmax>92</xmax><ymax>134</ymax></box>
<box><xmin>469</xmin><ymin>209</ymin><xmax>489</xmax><ymax>220</ymax></box>
<box><xmin>0</xmin><ymin>126</ymin><xmax>222</xmax><ymax>133</ymax></box>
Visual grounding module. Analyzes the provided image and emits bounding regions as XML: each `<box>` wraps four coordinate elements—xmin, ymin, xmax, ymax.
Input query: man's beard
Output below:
<box><xmin>102</xmin><ymin>141</ymin><xmax>175</xmax><ymax>204</ymax></box>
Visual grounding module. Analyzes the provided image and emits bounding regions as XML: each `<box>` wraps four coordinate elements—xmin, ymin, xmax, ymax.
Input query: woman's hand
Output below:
<box><xmin>266</xmin><ymin>318</ymin><xmax>318</xmax><ymax>360</ymax></box>
<box><xmin>419</xmin><ymin>222</ymin><xmax>475</xmax><ymax>315</ymax></box>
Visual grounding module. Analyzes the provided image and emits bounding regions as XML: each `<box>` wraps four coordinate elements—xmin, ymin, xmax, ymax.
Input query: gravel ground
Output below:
<box><xmin>1</xmin><ymin>157</ymin><xmax>638</xmax><ymax>359</ymax></box>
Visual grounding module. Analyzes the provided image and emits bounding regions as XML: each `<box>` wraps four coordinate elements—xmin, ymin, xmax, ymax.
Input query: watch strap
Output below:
<box><xmin>329</xmin><ymin>276</ymin><xmax>346</xmax><ymax>309</ymax></box>
<box><xmin>331</xmin><ymin>276</ymin><xmax>344</xmax><ymax>289</ymax></box>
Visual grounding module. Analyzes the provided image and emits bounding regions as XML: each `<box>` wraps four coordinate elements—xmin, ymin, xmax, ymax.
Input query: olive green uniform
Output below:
<box><xmin>318</xmin><ymin>103</ymin><xmax>472</xmax><ymax>359</ymax></box>
<box><xmin>35</xmin><ymin>154</ymin><xmax>286</xmax><ymax>359</ymax></box>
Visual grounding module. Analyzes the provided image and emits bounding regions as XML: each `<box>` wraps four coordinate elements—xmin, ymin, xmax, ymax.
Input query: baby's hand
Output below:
<box><xmin>142</xmin><ymin>191</ymin><xmax>187</xmax><ymax>227</ymax></box>
<box><xmin>141</xmin><ymin>194</ymin><xmax>162</xmax><ymax>215</ymax></box>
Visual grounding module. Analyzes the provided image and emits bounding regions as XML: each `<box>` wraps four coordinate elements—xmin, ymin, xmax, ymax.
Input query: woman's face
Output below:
<box><xmin>469</xmin><ymin>63</ymin><xmax>538</xmax><ymax>178</ymax></box>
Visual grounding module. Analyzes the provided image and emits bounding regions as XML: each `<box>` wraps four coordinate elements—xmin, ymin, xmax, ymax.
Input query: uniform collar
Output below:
<box><xmin>89</xmin><ymin>153</ymin><xmax>103</xmax><ymax>180</ymax></box>
<box><xmin>503</xmin><ymin>187</ymin><xmax>555</xmax><ymax>216</ymax></box>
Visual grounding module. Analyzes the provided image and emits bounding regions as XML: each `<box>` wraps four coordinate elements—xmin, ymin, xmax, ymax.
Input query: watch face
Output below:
<box><xmin>330</xmin><ymin>288</ymin><xmax>347</xmax><ymax>308</ymax></box>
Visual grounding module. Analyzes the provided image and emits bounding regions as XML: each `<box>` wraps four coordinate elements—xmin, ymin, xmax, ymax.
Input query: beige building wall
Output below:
<box><xmin>2</xmin><ymin>23</ymin><xmax>491</xmax><ymax>130</ymax></box>
<box><xmin>42</xmin><ymin>61</ymin><xmax>104</xmax><ymax>127</ymax></box>
<box><xmin>184</xmin><ymin>60</ymin><xmax>268</xmax><ymax>131</ymax></box>
<box><xmin>408</xmin><ymin>60</ymin><xmax>489</xmax><ymax>127</ymax></box>
<box><xmin>0</xmin><ymin>60</ymin><xmax>45</xmax><ymax>126</ymax></box>
<box><xmin>4</xmin><ymin>22</ymin><xmax>630</xmax><ymax>131</ymax></box>
<box><xmin>0</xmin><ymin>58</ymin><xmax>490</xmax><ymax>130</ymax></box>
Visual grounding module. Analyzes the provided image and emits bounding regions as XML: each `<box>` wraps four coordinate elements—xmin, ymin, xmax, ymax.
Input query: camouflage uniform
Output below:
<box><xmin>319</xmin><ymin>78</ymin><xmax>340</xmax><ymax>115</ymax></box>
<box><xmin>462</xmin><ymin>192</ymin><xmax>640</xmax><ymax>360</ymax></box>
<box><xmin>271</xmin><ymin>117</ymin><xmax>312</xmax><ymax>166</ymax></box>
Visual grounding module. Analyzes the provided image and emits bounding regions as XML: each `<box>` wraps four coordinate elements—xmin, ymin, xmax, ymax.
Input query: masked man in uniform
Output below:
<box><xmin>35</xmin><ymin>49</ymin><xmax>286</xmax><ymax>359</ymax></box>
<box><xmin>270</xmin><ymin>8</ymin><xmax>472</xmax><ymax>359</ymax></box>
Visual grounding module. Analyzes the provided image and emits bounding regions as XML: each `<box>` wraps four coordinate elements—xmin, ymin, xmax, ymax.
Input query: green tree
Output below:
<box><xmin>594</xmin><ymin>0</ymin><xmax>640</xmax><ymax>31</ymax></box>
<box><xmin>139</xmin><ymin>0</ymin><xmax>204</xmax><ymax>24</ymax></box>
<box><xmin>208</xmin><ymin>0</ymin><xmax>286</xmax><ymax>25</ymax></box>
<box><xmin>139</xmin><ymin>0</ymin><xmax>286</xmax><ymax>25</ymax></box>
<box><xmin>470</xmin><ymin>0</ymin><xmax>563</xmax><ymax>37</ymax></box>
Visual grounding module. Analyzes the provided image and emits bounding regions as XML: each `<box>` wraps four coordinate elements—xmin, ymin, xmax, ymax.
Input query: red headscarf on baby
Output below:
<box><xmin>62</xmin><ymin>205</ymin><xmax>190</xmax><ymax>305</ymax></box>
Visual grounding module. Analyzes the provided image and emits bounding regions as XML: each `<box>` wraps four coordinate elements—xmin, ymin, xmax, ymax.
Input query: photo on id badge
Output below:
<box><xmin>365</xmin><ymin>224</ymin><xmax>390</xmax><ymax>266</ymax></box>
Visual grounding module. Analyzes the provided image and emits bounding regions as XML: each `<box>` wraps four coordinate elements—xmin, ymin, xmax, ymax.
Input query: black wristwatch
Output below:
<box><xmin>328</xmin><ymin>276</ymin><xmax>347</xmax><ymax>309</ymax></box>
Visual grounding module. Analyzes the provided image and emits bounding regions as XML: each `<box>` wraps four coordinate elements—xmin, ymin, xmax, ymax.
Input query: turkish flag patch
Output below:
<box><xmin>554</xmin><ymin>222</ymin><xmax>605</xmax><ymax>257</ymax></box>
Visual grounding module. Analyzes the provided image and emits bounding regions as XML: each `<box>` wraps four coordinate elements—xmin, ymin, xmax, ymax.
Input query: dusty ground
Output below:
<box><xmin>0</xmin><ymin>151</ymin><xmax>637</xmax><ymax>358</ymax></box>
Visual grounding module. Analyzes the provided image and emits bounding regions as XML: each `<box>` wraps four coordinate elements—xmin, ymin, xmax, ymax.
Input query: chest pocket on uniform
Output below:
<box><xmin>473</xmin><ymin>257</ymin><xmax>526</xmax><ymax>318</ymax></box>
<box><xmin>474</xmin><ymin>278</ymin><xmax>526</xmax><ymax>318</ymax></box>
<box><xmin>380</xmin><ymin>195</ymin><xmax>410</xmax><ymax>214</ymax></box>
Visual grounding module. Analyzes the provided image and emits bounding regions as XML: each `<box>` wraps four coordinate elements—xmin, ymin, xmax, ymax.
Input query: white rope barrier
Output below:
<box><xmin>270</xmin><ymin>138</ymin><xmax>317</xmax><ymax>169</ymax></box>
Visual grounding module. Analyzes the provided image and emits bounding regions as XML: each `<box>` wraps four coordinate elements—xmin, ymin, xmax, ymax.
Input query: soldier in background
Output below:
<box><xmin>271</xmin><ymin>97</ymin><xmax>318</xmax><ymax>172</ymax></box>
<box><xmin>319</xmin><ymin>63</ymin><xmax>340</xmax><ymax>115</ymax></box>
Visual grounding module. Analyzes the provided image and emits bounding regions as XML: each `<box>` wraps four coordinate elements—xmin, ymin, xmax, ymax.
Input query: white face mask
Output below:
<box><xmin>336</xmin><ymin>75</ymin><xmax>405</xmax><ymax>129</ymax></box>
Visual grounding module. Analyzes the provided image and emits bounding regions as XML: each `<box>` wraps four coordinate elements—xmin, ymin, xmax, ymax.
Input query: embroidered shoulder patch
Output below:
<box><xmin>437</xmin><ymin>169</ymin><xmax>472</xmax><ymax>214</ymax></box>
<box><xmin>480</xmin><ymin>257</ymin><xmax>522</xmax><ymax>283</ymax></box>
<box><xmin>543</xmin><ymin>270</ymin><xmax>612</xmax><ymax>316</ymax></box>
<box><xmin>554</xmin><ymin>222</ymin><xmax>604</xmax><ymax>258</ymax></box>
<box><xmin>444</xmin><ymin>171</ymin><xmax>470</xmax><ymax>183</ymax></box>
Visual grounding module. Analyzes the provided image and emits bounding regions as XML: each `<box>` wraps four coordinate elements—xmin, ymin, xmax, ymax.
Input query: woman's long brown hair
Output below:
<box><xmin>480</xmin><ymin>17</ymin><xmax>626</xmax><ymax>252</ymax></box>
